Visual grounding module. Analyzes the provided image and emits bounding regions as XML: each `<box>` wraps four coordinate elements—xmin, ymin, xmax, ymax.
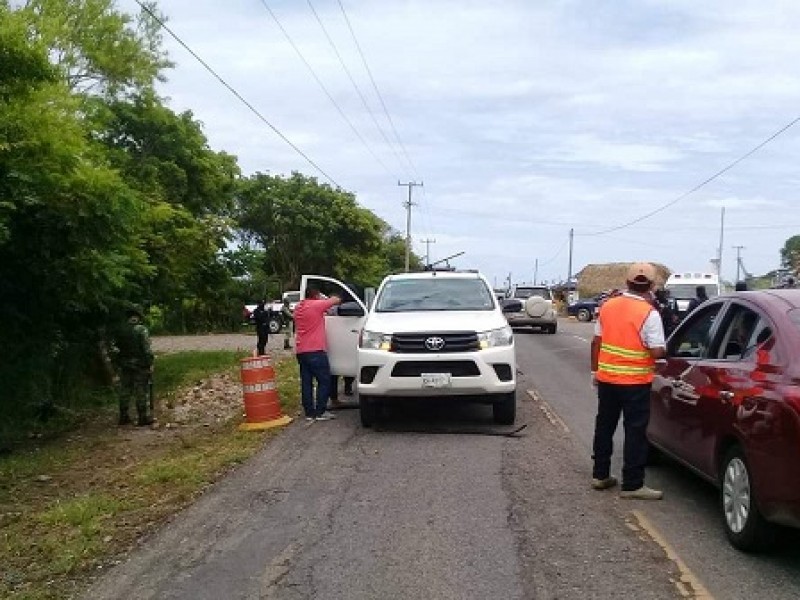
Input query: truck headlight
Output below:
<box><xmin>360</xmin><ymin>330</ymin><xmax>392</xmax><ymax>350</ymax></box>
<box><xmin>477</xmin><ymin>326</ymin><xmax>513</xmax><ymax>349</ymax></box>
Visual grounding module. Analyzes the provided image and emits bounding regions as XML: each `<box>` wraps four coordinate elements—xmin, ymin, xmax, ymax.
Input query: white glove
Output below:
<box><xmin>591</xmin><ymin>371</ymin><xmax>598</xmax><ymax>387</ymax></box>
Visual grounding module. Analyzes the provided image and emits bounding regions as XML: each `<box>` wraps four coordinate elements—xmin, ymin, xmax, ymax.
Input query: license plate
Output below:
<box><xmin>421</xmin><ymin>373</ymin><xmax>451</xmax><ymax>388</ymax></box>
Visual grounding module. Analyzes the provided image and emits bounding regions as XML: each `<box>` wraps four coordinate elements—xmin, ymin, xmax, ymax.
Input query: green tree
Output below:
<box><xmin>97</xmin><ymin>91</ymin><xmax>241</xmax><ymax>331</ymax></box>
<box><xmin>780</xmin><ymin>235</ymin><xmax>800</xmax><ymax>273</ymax></box>
<box><xmin>18</xmin><ymin>0</ymin><xmax>170</xmax><ymax>95</ymax></box>
<box><xmin>236</xmin><ymin>172</ymin><xmax>420</xmax><ymax>289</ymax></box>
<box><xmin>0</xmin><ymin>6</ymin><xmax>149</xmax><ymax>420</ymax></box>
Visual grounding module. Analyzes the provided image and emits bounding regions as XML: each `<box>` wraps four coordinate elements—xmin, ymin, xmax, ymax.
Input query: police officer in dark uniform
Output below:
<box><xmin>115</xmin><ymin>305</ymin><xmax>154</xmax><ymax>426</ymax></box>
<box><xmin>253</xmin><ymin>299</ymin><xmax>272</xmax><ymax>355</ymax></box>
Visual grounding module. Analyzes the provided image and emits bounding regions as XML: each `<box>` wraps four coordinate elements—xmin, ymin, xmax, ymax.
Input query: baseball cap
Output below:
<box><xmin>626</xmin><ymin>262</ymin><xmax>656</xmax><ymax>284</ymax></box>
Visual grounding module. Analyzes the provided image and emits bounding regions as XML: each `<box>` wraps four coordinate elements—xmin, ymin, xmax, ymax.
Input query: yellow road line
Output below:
<box><xmin>629</xmin><ymin>510</ymin><xmax>714</xmax><ymax>599</ymax></box>
<box><xmin>526</xmin><ymin>389</ymin><xmax>570</xmax><ymax>433</ymax></box>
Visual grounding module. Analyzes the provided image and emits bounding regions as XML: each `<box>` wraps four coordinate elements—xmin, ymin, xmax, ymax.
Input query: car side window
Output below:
<box><xmin>712</xmin><ymin>304</ymin><xmax>761</xmax><ymax>360</ymax></box>
<box><xmin>667</xmin><ymin>303</ymin><xmax>723</xmax><ymax>358</ymax></box>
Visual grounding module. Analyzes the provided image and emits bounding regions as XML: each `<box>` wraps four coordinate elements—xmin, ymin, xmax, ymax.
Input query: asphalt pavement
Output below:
<box><xmin>84</xmin><ymin>320</ymin><xmax>800</xmax><ymax>599</ymax></box>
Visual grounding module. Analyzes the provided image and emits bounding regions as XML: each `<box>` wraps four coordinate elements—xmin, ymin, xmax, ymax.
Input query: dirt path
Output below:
<box><xmin>151</xmin><ymin>332</ymin><xmax>294</xmax><ymax>357</ymax></box>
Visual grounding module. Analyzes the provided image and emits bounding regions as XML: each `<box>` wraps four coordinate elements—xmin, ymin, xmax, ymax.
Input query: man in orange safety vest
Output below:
<box><xmin>590</xmin><ymin>262</ymin><xmax>666</xmax><ymax>500</ymax></box>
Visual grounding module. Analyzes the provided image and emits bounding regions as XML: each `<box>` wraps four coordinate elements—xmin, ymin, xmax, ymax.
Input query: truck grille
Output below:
<box><xmin>391</xmin><ymin>332</ymin><xmax>479</xmax><ymax>353</ymax></box>
<box><xmin>392</xmin><ymin>360</ymin><xmax>480</xmax><ymax>377</ymax></box>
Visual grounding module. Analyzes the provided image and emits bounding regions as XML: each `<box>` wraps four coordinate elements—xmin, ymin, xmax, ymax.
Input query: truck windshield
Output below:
<box><xmin>514</xmin><ymin>287</ymin><xmax>550</xmax><ymax>300</ymax></box>
<box><xmin>375</xmin><ymin>278</ymin><xmax>495</xmax><ymax>312</ymax></box>
<box><xmin>666</xmin><ymin>284</ymin><xmax>719</xmax><ymax>299</ymax></box>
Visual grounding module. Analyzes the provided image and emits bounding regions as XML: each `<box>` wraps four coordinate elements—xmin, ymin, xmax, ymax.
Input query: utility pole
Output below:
<box><xmin>398</xmin><ymin>181</ymin><xmax>423</xmax><ymax>272</ymax></box>
<box><xmin>533</xmin><ymin>258</ymin><xmax>538</xmax><ymax>285</ymax></box>
<box><xmin>733</xmin><ymin>245</ymin><xmax>745</xmax><ymax>282</ymax></box>
<box><xmin>421</xmin><ymin>238</ymin><xmax>436</xmax><ymax>267</ymax></box>
<box><xmin>567</xmin><ymin>228</ymin><xmax>574</xmax><ymax>285</ymax></box>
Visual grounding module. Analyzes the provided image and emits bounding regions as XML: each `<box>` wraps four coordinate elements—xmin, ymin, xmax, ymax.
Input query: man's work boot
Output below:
<box><xmin>591</xmin><ymin>476</ymin><xmax>618</xmax><ymax>490</ymax></box>
<box><xmin>620</xmin><ymin>486</ymin><xmax>663</xmax><ymax>500</ymax></box>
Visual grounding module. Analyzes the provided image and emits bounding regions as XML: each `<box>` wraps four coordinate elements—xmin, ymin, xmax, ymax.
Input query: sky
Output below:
<box><xmin>119</xmin><ymin>0</ymin><xmax>800</xmax><ymax>288</ymax></box>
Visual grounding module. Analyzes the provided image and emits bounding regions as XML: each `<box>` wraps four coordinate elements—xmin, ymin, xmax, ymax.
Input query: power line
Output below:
<box><xmin>131</xmin><ymin>0</ymin><xmax>341</xmax><ymax>188</ymax></box>
<box><xmin>538</xmin><ymin>236</ymin><xmax>569</xmax><ymax>267</ymax></box>
<box><xmin>579</xmin><ymin>116</ymin><xmax>800</xmax><ymax>237</ymax></box>
<box><xmin>336</xmin><ymin>0</ymin><xmax>421</xmax><ymax>180</ymax></box>
<box><xmin>306</xmin><ymin>0</ymin><xmax>410</xmax><ymax>179</ymax></box>
<box><xmin>259</xmin><ymin>0</ymin><xmax>395</xmax><ymax>178</ymax></box>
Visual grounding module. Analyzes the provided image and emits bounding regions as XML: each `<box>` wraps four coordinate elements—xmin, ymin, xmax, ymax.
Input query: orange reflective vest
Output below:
<box><xmin>596</xmin><ymin>295</ymin><xmax>656</xmax><ymax>385</ymax></box>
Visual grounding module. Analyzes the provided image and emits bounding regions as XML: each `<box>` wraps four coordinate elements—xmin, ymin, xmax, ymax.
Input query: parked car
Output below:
<box><xmin>504</xmin><ymin>285</ymin><xmax>558</xmax><ymax>333</ymax></box>
<box><xmin>301</xmin><ymin>271</ymin><xmax>520</xmax><ymax>427</ymax></box>
<box><xmin>647</xmin><ymin>289</ymin><xmax>800</xmax><ymax>551</ymax></box>
<box><xmin>567</xmin><ymin>295</ymin><xmax>602</xmax><ymax>322</ymax></box>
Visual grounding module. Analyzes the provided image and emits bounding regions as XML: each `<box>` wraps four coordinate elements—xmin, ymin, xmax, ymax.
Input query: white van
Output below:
<box><xmin>664</xmin><ymin>272</ymin><xmax>721</xmax><ymax>315</ymax></box>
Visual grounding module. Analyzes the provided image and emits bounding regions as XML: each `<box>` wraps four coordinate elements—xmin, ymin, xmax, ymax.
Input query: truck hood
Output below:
<box><xmin>365</xmin><ymin>310</ymin><xmax>508</xmax><ymax>334</ymax></box>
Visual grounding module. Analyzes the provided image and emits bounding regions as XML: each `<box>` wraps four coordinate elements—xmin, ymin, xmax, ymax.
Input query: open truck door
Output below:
<box><xmin>299</xmin><ymin>275</ymin><xmax>367</xmax><ymax>377</ymax></box>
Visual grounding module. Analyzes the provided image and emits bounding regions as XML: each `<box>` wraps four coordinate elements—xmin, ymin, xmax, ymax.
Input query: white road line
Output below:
<box><xmin>571</xmin><ymin>334</ymin><xmax>590</xmax><ymax>343</ymax></box>
<box><xmin>526</xmin><ymin>389</ymin><xmax>570</xmax><ymax>433</ymax></box>
<box><xmin>628</xmin><ymin>510</ymin><xmax>715</xmax><ymax>599</ymax></box>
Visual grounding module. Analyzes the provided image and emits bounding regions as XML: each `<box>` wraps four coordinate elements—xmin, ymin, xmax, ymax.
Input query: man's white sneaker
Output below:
<box><xmin>620</xmin><ymin>486</ymin><xmax>663</xmax><ymax>500</ymax></box>
<box><xmin>591</xmin><ymin>476</ymin><xmax>618</xmax><ymax>490</ymax></box>
<box><xmin>315</xmin><ymin>411</ymin><xmax>337</xmax><ymax>421</ymax></box>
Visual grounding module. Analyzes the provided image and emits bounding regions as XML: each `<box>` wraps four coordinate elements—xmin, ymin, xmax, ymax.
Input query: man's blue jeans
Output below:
<box><xmin>296</xmin><ymin>351</ymin><xmax>332</xmax><ymax>417</ymax></box>
<box><xmin>592</xmin><ymin>382</ymin><xmax>651</xmax><ymax>491</ymax></box>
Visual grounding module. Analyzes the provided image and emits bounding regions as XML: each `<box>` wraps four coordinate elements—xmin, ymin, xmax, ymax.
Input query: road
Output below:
<box><xmin>84</xmin><ymin>322</ymin><xmax>799</xmax><ymax>599</ymax></box>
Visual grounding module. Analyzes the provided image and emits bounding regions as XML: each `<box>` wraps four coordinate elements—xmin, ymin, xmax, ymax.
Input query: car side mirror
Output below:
<box><xmin>501</xmin><ymin>299</ymin><xmax>522</xmax><ymax>313</ymax></box>
<box><xmin>337</xmin><ymin>301</ymin><xmax>365</xmax><ymax>317</ymax></box>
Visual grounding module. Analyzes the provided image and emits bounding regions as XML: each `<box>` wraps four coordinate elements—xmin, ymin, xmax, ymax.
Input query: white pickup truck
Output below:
<box><xmin>245</xmin><ymin>290</ymin><xmax>301</xmax><ymax>333</ymax></box>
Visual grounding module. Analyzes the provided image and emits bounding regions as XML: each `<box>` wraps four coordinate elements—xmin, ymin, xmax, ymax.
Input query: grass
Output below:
<box><xmin>0</xmin><ymin>350</ymin><xmax>301</xmax><ymax>600</ymax></box>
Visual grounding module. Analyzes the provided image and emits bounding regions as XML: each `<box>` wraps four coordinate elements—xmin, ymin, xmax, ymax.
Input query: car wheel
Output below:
<box><xmin>720</xmin><ymin>445</ymin><xmax>773</xmax><ymax>552</ymax></box>
<box><xmin>268</xmin><ymin>316</ymin><xmax>282</xmax><ymax>334</ymax></box>
<box><xmin>577</xmin><ymin>308</ymin><xmax>591</xmax><ymax>322</ymax></box>
<box><xmin>548</xmin><ymin>323</ymin><xmax>557</xmax><ymax>334</ymax></box>
<box><xmin>359</xmin><ymin>394</ymin><xmax>378</xmax><ymax>428</ymax></box>
<box><xmin>492</xmin><ymin>391</ymin><xmax>516</xmax><ymax>425</ymax></box>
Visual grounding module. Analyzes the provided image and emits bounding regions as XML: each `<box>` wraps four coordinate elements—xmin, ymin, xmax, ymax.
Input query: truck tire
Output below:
<box><xmin>268</xmin><ymin>316</ymin><xmax>282</xmax><ymax>334</ymax></box>
<box><xmin>359</xmin><ymin>394</ymin><xmax>378</xmax><ymax>427</ymax></box>
<box><xmin>492</xmin><ymin>391</ymin><xmax>516</xmax><ymax>425</ymax></box>
<box><xmin>577</xmin><ymin>308</ymin><xmax>592</xmax><ymax>322</ymax></box>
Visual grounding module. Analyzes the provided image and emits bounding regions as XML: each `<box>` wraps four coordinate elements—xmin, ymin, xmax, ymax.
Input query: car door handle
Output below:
<box><xmin>719</xmin><ymin>390</ymin><xmax>735</xmax><ymax>403</ymax></box>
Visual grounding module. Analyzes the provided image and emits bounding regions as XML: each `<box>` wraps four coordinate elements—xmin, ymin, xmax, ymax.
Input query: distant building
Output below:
<box><xmin>576</xmin><ymin>262</ymin><xmax>671</xmax><ymax>297</ymax></box>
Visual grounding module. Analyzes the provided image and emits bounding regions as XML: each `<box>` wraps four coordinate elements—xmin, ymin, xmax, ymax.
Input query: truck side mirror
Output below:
<box><xmin>337</xmin><ymin>301</ymin><xmax>365</xmax><ymax>317</ymax></box>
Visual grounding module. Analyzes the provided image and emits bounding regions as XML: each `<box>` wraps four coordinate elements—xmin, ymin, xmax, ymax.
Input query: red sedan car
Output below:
<box><xmin>648</xmin><ymin>289</ymin><xmax>800</xmax><ymax>552</ymax></box>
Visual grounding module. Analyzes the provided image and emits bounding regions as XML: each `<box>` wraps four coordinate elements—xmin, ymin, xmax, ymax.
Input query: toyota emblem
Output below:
<box><xmin>424</xmin><ymin>336</ymin><xmax>445</xmax><ymax>351</ymax></box>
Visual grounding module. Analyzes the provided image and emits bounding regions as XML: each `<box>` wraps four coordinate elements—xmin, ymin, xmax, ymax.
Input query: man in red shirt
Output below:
<box><xmin>293</xmin><ymin>287</ymin><xmax>341</xmax><ymax>421</ymax></box>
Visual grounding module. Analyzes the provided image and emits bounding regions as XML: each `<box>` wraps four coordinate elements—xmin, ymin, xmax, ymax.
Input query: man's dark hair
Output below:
<box><xmin>735</xmin><ymin>281</ymin><xmax>748</xmax><ymax>291</ymax></box>
<box><xmin>305</xmin><ymin>286</ymin><xmax>320</xmax><ymax>299</ymax></box>
<box><xmin>696</xmin><ymin>285</ymin><xmax>708</xmax><ymax>299</ymax></box>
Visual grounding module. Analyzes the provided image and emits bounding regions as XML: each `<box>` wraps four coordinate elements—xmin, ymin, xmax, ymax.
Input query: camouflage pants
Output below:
<box><xmin>119</xmin><ymin>367</ymin><xmax>150</xmax><ymax>419</ymax></box>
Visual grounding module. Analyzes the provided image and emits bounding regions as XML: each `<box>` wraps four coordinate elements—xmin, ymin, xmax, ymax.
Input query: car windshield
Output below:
<box><xmin>667</xmin><ymin>284</ymin><xmax>719</xmax><ymax>299</ymax></box>
<box><xmin>375</xmin><ymin>278</ymin><xmax>495</xmax><ymax>312</ymax></box>
<box><xmin>514</xmin><ymin>287</ymin><xmax>550</xmax><ymax>300</ymax></box>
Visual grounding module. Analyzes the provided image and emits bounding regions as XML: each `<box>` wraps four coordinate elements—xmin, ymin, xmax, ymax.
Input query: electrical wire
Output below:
<box><xmin>132</xmin><ymin>0</ymin><xmax>341</xmax><ymax>188</ymax></box>
<box><xmin>579</xmin><ymin>116</ymin><xmax>800</xmax><ymax>236</ymax></box>
<box><xmin>306</xmin><ymin>0</ymin><xmax>410</xmax><ymax>179</ymax></box>
<box><xmin>259</xmin><ymin>0</ymin><xmax>396</xmax><ymax>178</ymax></box>
<box><xmin>336</xmin><ymin>0</ymin><xmax>421</xmax><ymax>180</ymax></box>
<box><xmin>538</xmin><ymin>236</ymin><xmax>569</xmax><ymax>267</ymax></box>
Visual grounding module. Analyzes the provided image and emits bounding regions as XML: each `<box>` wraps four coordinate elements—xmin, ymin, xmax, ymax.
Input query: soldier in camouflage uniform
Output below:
<box><xmin>115</xmin><ymin>305</ymin><xmax>155</xmax><ymax>426</ymax></box>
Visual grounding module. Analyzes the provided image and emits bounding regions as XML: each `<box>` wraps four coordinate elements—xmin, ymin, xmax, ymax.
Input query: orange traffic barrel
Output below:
<box><xmin>239</xmin><ymin>355</ymin><xmax>292</xmax><ymax>431</ymax></box>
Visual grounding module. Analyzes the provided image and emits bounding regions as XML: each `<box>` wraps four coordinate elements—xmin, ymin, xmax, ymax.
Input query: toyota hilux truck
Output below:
<box><xmin>300</xmin><ymin>270</ymin><xmax>520</xmax><ymax>427</ymax></box>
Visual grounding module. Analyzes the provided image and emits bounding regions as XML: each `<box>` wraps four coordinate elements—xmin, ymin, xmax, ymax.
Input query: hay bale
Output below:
<box><xmin>576</xmin><ymin>262</ymin><xmax>670</xmax><ymax>297</ymax></box>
